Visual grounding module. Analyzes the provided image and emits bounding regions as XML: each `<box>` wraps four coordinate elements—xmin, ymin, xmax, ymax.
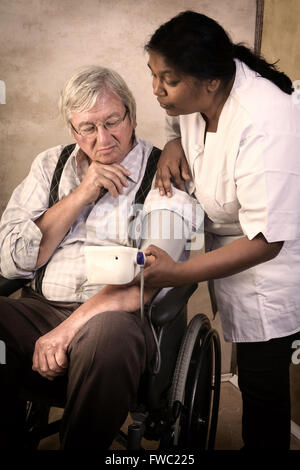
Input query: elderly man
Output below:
<box><xmin>0</xmin><ymin>66</ymin><xmax>198</xmax><ymax>449</ymax></box>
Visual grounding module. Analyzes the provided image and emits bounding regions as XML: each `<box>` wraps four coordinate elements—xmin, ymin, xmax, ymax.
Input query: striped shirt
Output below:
<box><xmin>0</xmin><ymin>137</ymin><xmax>200</xmax><ymax>302</ymax></box>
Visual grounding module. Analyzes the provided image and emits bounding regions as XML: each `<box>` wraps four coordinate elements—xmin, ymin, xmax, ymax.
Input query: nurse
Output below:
<box><xmin>144</xmin><ymin>10</ymin><xmax>300</xmax><ymax>449</ymax></box>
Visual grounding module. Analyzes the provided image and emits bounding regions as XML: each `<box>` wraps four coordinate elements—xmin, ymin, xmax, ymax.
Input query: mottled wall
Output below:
<box><xmin>0</xmin><ymin>0</ymin><xmax>256</xmax><ymax>213</ymax></box>
<box><xmin>261</xmin><ymin>0</ymin><xmax>300</xmax><ymax>81</ymax></box>
<box><xmin>0</xmin><ymin>0</ymin><xmax>256</xmax><ymax>374</ymax></box>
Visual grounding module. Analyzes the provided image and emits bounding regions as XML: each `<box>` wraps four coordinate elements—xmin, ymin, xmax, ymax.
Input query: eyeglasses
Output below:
<box><xmin>70</xmin><ymin>108</ymin><xmax>128</xmax><ymax>137</ymax></box>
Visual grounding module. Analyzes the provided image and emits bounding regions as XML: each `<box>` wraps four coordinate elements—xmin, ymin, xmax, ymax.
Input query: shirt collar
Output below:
<box><xmin>118</xmin><ymin>138</ymin><xmax>143</xmax><ymax>183</ymax></box>
<box><xmin>232</xmin><ymin>59</ymin><xmax>253</xmax><ymax>93</ymax></box>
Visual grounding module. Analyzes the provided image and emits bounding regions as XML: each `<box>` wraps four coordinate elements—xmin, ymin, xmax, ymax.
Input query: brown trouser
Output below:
<box><xmin>0</xmin><ymin>287</ymin><xmax>155</xmax><ymax>449</ymax></box>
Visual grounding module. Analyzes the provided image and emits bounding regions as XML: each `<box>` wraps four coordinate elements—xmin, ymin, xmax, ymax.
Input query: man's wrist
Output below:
<box><xmin>71</xmin><ymin>186</ymin><xmax>91</xmax><ymax>208</ymax></box>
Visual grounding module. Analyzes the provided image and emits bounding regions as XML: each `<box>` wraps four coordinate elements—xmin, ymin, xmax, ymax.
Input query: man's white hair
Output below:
<box><xmin>59</xmin><ymin>65</ymin><xmax>136</xmax><ymax>128</ymax></box>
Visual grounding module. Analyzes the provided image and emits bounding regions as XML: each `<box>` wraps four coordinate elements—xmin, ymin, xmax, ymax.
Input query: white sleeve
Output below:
<box><xmin>137</xmin><ymin>209</ymin><xmax>189</xmax><ymax>300</ymax></box>
<box><xmin>143</xmin><ymin>186</ymin><xmax>203</xmax><ymax>234</ymax></box>
<box><xmin>137</xmin><ymin>186</ymin><xmax>204</xmax><ymax>260</ymax></box>
<box><xmin>0</xmin><ymin>148</ymin><xmax>58</xmax><ymax>278</ymax></box>
<box><xmin>139</xmin><ymin>210</ymin><xmax>188</xmax><ymax>261</ymax></box>
<box><xmin>235</xmin><ymin>131</ymin><xmax>300</xmax><ymax>242</ymax></box>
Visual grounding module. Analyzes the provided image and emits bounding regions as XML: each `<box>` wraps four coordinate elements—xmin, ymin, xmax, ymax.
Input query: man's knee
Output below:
<box><xmin>68</xmin><ymin>311</ymin><xmax>146</xmax><ymax>368</ymax></box>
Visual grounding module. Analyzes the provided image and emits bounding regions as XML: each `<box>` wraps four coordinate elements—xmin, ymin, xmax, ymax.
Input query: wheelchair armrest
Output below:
<box><xmin>149</xmin><ymin>283</ymin><xmax>198</xmax><ymax>327</ymax></box>
<box><xmin>0</xmin><ymin>275</ymin><xmax>30</xmax><ymax>296</ymax></box>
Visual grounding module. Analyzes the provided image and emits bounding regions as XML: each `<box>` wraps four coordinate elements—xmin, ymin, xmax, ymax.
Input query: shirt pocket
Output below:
<box><xmin>215</xmin><ymin>171</ymin><xmax>240</xmax><ymax>216</ymax></box>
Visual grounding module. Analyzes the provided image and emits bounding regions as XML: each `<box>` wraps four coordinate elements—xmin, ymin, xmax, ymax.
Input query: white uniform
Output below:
<box><xmin>166</xmin><ymin>59</ymin><xmax>300</xmax><ymax>342</ymax></box>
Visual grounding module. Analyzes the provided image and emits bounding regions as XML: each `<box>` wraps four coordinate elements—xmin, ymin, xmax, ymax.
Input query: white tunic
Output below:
<box><xmin>166</xmin><ymin>59</ymin><xmax>300</xmax><ymax>342</ymax></box>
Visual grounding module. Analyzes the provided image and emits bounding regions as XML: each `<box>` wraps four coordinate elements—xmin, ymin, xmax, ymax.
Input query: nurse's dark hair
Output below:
<box><xmin>145</xmin><ymin>10</ymin><xmax>293</xmax><ymax>95</ymax></box>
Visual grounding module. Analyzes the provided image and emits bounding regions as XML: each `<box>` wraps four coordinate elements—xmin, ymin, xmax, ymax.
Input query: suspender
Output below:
<box><xmin>35</xmin><ymin>144</ymin><xmax>76</xmax><ymax>295</ymax></box>
<box><xmin>48</xmin><ymin>144</ymin><xmax>76</xmax><ymax>207</ymax></box>
<box><xmin>134</xmin><ymin>146</ymin><xmax>161</xmax><ymax>205</ymax></box>
<box><xmin>34</xmin><ymin>144</ymin><xmax>161</xmax><ymax>296</ymax></box>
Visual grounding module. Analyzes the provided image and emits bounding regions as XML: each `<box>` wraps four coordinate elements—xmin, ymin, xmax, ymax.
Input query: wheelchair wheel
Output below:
<box><xmin>168</xmin><ymin>313</ymin><xmax>221</xmax><ymax>449</ymax></box>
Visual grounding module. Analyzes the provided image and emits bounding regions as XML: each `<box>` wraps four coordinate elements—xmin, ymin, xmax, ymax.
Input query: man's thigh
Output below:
<box><xmin>0</xmin><ymin>289</ymin><xmax>80</xmax><ymax>405</ymax></box>
<box><xmin>0</xmin><ymin>289</ymin><xmax>77</xmax><ymax>361</ymax></box>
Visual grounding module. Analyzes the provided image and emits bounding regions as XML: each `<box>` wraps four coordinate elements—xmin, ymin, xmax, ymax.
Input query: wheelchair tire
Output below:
<box><xmin>168</xmin><ymin>313</ymin><xmax>221</xmax><ymax>449</ymax></box>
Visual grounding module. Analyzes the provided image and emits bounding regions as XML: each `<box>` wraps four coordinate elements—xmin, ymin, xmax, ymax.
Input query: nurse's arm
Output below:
<box><xmin>155</xmin><ymin>138</ymin><xmax>190</xmax><ymax>196</ymax></box>
<box><xmin>142</xmin><ymin>233</ymin><xmax>283</xmax><ymax>287</ymax></box>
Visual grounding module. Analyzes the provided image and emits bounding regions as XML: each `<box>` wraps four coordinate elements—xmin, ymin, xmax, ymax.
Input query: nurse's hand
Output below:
<box><xmin>155</xmin><ymin>138</ymin><xmax>191</xmax><ymax>197</ymax></box>
<box><xmin>141</xmin><ymin>245</ymin><xmax>183</xmax><ymax>288</ymax></box>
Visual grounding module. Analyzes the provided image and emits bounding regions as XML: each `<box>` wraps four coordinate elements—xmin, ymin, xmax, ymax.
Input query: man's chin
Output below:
<box><xmin>92</xmin><ymin>151</ymin><xmax>119</xmax><ymax>164</ymax></box>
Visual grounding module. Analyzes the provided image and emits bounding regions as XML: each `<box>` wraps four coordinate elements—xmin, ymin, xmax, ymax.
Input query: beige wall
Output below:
<box><xmin>0</xmin><ymin>0</ymin><xmax>256</xmax><ymax>213</ymax></box>
<box><xmin>261</xmin><ymin>0</ymin><xmax>300</xmax><ymax>81</ymax></box>
<box><xmin>261</xmin><ymin>0</ymin><xmax>300</xmax><ymax>428</ymax></box>
<box><xmin>0</xmin><ymin>0</ymin><xmax>257</xmax><ymax>374</ymax></box>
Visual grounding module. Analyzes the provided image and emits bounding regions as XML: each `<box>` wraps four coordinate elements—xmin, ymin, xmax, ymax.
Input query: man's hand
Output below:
<box><xmin>32</xmin><ymin>323</ymin><xmax>74</xmax><ymax>381</ymax></box>
<box><xmin>75</xmin><ymin>161</ymin><xmax>131</xmax><ymax>203</ymax></box>
<box><xmin>155</xmin><ymin>139</ymin><xmax>190</xmax><ymax>197</ymax></box>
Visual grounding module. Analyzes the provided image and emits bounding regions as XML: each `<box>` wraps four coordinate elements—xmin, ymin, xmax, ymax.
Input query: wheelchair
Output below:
<box><xmin>0</xmin><ymin>276</ymin><xmax>221</xmax><ymax>450</ymax></box>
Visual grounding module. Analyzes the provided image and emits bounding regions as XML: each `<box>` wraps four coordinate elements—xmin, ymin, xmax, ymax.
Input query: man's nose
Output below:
<box><xmin>96</xmin><ymin>124</ymin><xmax>113</xmax><ymax>144</ymax></box>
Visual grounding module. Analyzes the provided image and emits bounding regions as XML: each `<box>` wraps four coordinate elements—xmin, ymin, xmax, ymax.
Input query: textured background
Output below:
<box><xmin>1</xmin><ymin>0</ymin><xmax>299</xmax><ymax>429</ymax></box>
<box><xmin>0</xmin><ymin>0</ymin><xmax>256</xmax><ymax>214</ymax></box>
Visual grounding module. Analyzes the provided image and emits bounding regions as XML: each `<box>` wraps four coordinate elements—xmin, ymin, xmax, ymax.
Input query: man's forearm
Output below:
<box><xmin>55</xmin><ymin>284</ymin><xmax>157</xmax><ymax>344</ymax></box>
<box><xmin>34</xmin><ymin>189</ymin><xmax>87</xmax><ymax>267</ymax></box>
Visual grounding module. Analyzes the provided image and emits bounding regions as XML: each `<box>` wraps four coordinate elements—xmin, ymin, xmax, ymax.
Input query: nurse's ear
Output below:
<box><xmin>206</xmin><ymin>78</ymin><xmax>222</xmax><ymax>93</ymax></box>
